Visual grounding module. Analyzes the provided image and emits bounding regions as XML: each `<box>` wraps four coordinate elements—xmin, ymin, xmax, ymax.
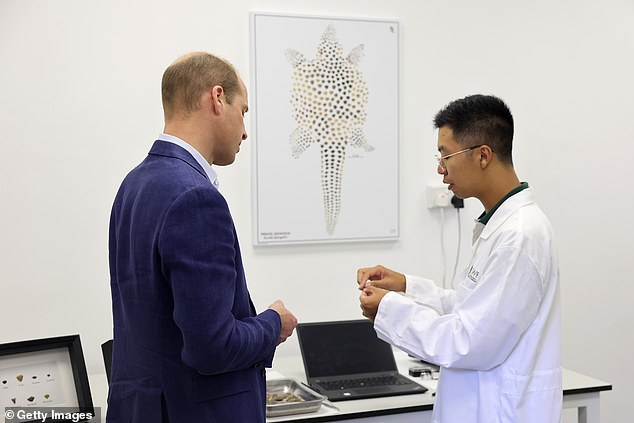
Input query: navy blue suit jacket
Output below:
<box><xmin>107</xmin><ymin>141</ymin><xmax>280</xmax><ymax>422</ymax></box>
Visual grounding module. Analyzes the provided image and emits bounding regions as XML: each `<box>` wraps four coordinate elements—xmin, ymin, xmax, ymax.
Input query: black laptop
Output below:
<box><xmin>296</xmin><ymin>319</ymin><xmax>427</xmax><ymax>401</ymax></box>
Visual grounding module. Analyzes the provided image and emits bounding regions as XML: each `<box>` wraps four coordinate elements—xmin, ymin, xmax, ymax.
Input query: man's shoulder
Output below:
<box><xmin>491</xmin><ymin>202</ymin><xmax>555</xmax><ymax>253</ymax></box>
<box><xmin>115</xmin><ymin>153</ymin><xmax>219</xmax><ymax>212</ymax></box>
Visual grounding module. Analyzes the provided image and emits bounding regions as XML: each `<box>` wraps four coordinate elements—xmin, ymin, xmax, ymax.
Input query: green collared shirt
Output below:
<box><xmin>477</xmin><ymin>182</ymin><xmax>529</xmax><ymax>225</ymax></box>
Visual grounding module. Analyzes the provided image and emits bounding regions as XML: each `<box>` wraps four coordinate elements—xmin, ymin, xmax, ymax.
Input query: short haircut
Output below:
<box><xmin>433</xmin><ymin>94</ymin><xmax>514</xmax><ymax>165</ymax></box>
<box><xmin>161</xmin><ymin>52</ymin><xmax>241</xmax><ymax>120</ymax></box>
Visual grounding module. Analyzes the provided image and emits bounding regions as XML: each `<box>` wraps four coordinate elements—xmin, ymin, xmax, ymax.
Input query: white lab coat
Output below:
<box><xmin>374</xmin><ymin>188</ymin><xmax>562</xmax><ymax>423</ymax></box>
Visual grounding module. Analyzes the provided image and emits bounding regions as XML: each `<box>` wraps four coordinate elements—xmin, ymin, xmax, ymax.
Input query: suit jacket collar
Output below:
<box><xmin>148</xmin><ymin>140</ymin><xmax>209</xmax><ymax>182</ymax></box>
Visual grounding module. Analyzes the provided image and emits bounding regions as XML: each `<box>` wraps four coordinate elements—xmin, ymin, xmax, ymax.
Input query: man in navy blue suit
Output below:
<box><xmin>107</xmin><ymin>52</ymin><xmax>298</xmax><ymax>422</ymax></box>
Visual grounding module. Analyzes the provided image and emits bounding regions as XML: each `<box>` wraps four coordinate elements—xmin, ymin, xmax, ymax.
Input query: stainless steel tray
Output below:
<box><xmin>266</xmin><ymin>378</ymin><xmax>326</xmax><ymax>417</ymax></box>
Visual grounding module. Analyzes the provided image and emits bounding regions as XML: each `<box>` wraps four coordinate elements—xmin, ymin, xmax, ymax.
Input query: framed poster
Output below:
<box><xmin>250</xmin><ymin>12</ymin><xmax>400</xmax><ymax>245</ymax></box>
<box><xmin>0</xmin><ymin>335</ymin><xmax>94</xmax><ymax>423</ymax></box>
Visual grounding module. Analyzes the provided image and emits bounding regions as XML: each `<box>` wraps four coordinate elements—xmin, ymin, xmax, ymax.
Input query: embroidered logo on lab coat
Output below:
<box><xmin>468</xmin><ymin>266</ymin><xmax>480</xmax><ymax>284</ymax></box>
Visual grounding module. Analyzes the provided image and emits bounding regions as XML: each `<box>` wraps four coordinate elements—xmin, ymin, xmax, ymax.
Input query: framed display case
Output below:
<box><xmin>0</xmin><ymin>335</ymin><xmax>94</xmax><ymax>422</ymax></box>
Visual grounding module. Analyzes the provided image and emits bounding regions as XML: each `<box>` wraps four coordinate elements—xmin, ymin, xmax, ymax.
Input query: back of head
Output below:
<box><xmin>161</xmin><ymin>52</ymin><xmax>240</xmax><ymax>121</ymax></box>
<box><xmin>433</xmin><ymin>94</ymin><xmax>514</xmax><ymax>165</ymax></box>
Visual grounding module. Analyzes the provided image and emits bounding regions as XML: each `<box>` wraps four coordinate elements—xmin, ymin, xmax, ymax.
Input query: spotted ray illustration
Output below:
<box><xmin>286</xmin><ymin>24</ymin><xmax>374</xmax><ymax>235</ymax></box>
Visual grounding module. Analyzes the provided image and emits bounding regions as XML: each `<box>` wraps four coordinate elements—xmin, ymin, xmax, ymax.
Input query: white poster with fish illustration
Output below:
<box><xmin>250</xmin><ymin>13</ymin><xmax>399</xmax><ymax>245</ymax></box>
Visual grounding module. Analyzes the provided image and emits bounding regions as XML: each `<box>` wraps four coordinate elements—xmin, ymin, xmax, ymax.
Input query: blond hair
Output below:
<box><xmin>161</xmin><ymin>52</ymin><xmax>240</xmax><ymax>120</ymax></box>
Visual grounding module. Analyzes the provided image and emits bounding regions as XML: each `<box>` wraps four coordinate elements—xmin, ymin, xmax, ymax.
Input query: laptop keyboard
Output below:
<box><xmin>320</xmin><ymin>375</ymin><xmax>409</xmax><ymax>390</ymax></box>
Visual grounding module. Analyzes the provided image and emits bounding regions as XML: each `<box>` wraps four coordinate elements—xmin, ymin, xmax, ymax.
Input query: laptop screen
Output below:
<box><xmin>297</xmin><ymin>319</ymin><xmax>398</xmax><ymax>378</ymax></box>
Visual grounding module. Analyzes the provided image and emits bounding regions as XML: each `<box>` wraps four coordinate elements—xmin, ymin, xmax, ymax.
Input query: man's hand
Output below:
<box><xmin>359</xmin><ymin>285</ymin><xmax>389</xmax><ymax>321</ymax></box>
<box><xmin>268</xmin><ymin>300</ymin><xmax>298</xmax><ymax>345</ymax></box>
<box><xmin>357</xmin><ymin>265</ymin><xmax>406</xmax><ymax>293</ymax></box>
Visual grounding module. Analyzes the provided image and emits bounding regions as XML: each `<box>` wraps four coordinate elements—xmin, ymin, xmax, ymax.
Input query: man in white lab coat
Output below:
<box><xmin>358</xmin><ymin>95</ymin><xmax>561</xmax><ymax>423</ymax></box>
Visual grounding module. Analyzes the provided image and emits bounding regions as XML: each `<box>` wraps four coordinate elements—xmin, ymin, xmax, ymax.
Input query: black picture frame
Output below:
<box><xmin>0</xmin><ymin>334</ymin><xmax>94</xmax><ymax>422</ymax></box>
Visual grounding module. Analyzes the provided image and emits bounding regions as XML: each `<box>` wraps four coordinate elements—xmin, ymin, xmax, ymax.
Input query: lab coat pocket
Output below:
<box><xmin>459</xmin><ymin>278</ymin><xmax>478</xmax><ymax>291</ymax></box>
<box><xmin>455</xmin><ymin>277</ymin><xmax>478</xmax><ymax>304</ymax></box>
<box><xmin>500</xmin><ymin>367</ymin><xmax>561</xmax><ymax>395</ymax></box>
<box><xmin>499</xmin><ymin>367</ymin><xmax>562</xmax><ymax>421</ymax></box>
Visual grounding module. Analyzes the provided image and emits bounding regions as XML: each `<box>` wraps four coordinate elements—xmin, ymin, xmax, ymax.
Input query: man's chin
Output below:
<box><xmin>214</xmin><ymin>156</ymin><xmax>236</xmax><ymax>166</ymax></box>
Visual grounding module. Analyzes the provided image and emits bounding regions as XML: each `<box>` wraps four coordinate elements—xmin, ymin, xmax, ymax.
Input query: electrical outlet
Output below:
<box><xmin>427</xmin><ymin>185</ymin><xmax>452</xmax><ymax>208</ymax></box>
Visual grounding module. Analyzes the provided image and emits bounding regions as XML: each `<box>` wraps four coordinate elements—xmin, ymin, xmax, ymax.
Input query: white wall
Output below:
<box><xmin>1</xmin><ymin>0</ymin><xmax>632</xmax><ymax>421</ymax></box>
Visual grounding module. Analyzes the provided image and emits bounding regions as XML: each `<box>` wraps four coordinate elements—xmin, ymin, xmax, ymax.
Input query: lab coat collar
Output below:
<box><xmin>477</xmin><ymin>182</ymin><xmax>529</xmax><ymax>225</ymax></box>
<box><xmin>475</xmin><ymin>188</ymin><xmax>535</xmax><ymax>242</ymax></box>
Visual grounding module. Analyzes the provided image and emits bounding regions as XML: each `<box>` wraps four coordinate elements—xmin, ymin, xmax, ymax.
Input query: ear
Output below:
<box><xmin>478</xmin><ymin>145</ymin><xmax>494</xmax><ymax>169</ymax></box>
<box><xmin>209</xmin><ymin>85</ymin><xmax>225</xmax><ymax>115</ymax></box>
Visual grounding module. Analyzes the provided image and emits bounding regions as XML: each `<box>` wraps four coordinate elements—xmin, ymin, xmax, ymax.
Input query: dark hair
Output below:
<box><xmin>433</xmin><ymin>94</ymin><xmax>514</xmax><ymax>165</ymax></box>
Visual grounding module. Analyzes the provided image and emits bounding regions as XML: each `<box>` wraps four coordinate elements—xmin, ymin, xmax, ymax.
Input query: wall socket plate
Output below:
<box><xmin>427</xmin><ymin>185</ymin><xmax>452</xmax><ymax>208</ymax></box>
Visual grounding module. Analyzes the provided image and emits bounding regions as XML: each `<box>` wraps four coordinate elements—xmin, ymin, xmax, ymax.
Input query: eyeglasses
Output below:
<box><xmin>435</xmin><ymin>144</ymin><xmax>485</xmax><ymax>171</ymax></box>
